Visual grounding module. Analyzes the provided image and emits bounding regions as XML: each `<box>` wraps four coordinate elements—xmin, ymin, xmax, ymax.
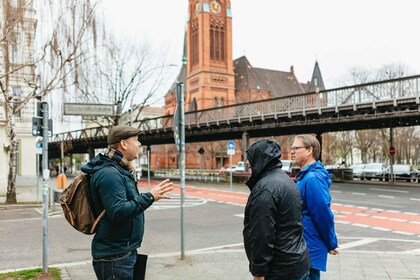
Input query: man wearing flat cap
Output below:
<box><xmin>82</xmin><ymin>125</ymin><xmax>173</xmax><ymax>280</ymax></box>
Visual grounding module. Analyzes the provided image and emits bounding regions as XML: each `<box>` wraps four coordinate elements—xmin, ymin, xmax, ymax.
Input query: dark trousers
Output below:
<box><xmin>93</xmin><ymin>250</ymin><xmax>137</xmax><ymax>280</ymax></box>
<box><xmin>309</xmin><ymin>268</ymin><xmax>321</xmax><ymax>280</ymax></box>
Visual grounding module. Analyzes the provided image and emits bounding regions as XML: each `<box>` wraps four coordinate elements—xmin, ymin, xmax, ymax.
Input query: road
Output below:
<box><xmin>1</xmin><ymin>179</ymin><xmax>420</xmax><ymax>271</ymax></box>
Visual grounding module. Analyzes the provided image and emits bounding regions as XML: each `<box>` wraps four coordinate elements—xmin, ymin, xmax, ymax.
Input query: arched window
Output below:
<box><xmin>210</xmin><ymin>18</ymin><xmax>225</xmax><ymax>62</ymax></box>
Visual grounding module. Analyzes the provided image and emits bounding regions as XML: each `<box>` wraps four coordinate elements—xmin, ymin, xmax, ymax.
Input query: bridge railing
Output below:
<box><xmin>51</xmin><ymin>75</ymin><xmax>420</xmax><ymax>142</ymax></box>
<box><xmin>184</xmin><ymin>75</ymin><xmax>420</xmax><ymax>124</ymax></box>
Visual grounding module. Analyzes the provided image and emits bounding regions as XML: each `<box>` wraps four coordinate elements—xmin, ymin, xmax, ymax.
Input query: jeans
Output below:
<box><xmin>309</xmin><ymin>268</ymin><xmax>320</xmax><ymax>280</ymax></box>
<box><xmin>93</xmin><ymin>250</ymin><xmax>137</xmax><ymax>280</ymax></box>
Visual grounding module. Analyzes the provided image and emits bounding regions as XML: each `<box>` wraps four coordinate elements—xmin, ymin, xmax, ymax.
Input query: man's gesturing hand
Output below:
<box><xmin>150</xmin><ymin>179</ymin><xmax>174</xmax><ymax>201</ymax></box>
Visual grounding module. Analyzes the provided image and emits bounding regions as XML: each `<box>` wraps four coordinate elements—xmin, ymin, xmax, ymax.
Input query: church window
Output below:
<box><xmin>191</xmin><ymin>19</ymin><xmax>199</xmax><ymax>66</ymax></box>
<box><xmin>210</xmin><ymin>18</ymin><xmax>225</xmax><ymax>62</ymax></box>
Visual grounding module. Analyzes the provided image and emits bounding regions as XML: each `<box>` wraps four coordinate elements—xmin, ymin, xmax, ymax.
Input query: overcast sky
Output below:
<box><xmin>103</xmin><ymin>0</ymin><xmax>420</xmax><ymax>99</ymax></box>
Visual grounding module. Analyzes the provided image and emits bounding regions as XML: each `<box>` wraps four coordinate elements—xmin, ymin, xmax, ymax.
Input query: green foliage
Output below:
<box><xmin>0</xmin><ymin>267</ymin><xmax>61</xmax><ymax>279</ymax></box>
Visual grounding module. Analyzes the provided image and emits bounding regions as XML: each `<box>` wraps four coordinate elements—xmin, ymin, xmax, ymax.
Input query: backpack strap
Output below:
<box><xmin>90</xmin><ymin>165</ymin><xmax>123</xmax><ymax>234</ymax></box>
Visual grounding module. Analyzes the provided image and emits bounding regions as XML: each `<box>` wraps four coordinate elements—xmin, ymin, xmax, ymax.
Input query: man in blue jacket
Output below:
<box><xmin>82</xmin><ymin>125</ymin><xmax>173</xmax><ymax>280</ymax></box>
<box><xmin>291</xmin><ymin>134</ymin><xmax>339</xmax><ymax>280</ymax></box>
<box><xmin>244</xmin><ymin>139</ymin><xmax>310</xmax><ymax>280</ymax></box>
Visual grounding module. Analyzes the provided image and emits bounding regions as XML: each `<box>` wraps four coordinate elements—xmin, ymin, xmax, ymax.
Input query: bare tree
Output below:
<box><xmin>1</xmin><ymin>0</ymin><xmax>100</xmax><ymax>203</ymax></box>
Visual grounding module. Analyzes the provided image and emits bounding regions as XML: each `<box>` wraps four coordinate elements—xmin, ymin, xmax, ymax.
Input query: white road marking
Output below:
<box><xmin>370</xmin><ymin>188</ymin><xmax>409</xmax><ymax>193</ymax></box>
<box><xmin>352</xmin><ymin>192</ymin><xmax>366</xmax><ymax>196</ymax></box>
<box><xmin>338</xmin><ymin>238</ymin><xmax>378</xmax><ymax>249</ymax></box>
<box><xmin>378</xmin><ymin>195</ymin><xmax>394</xmax><ymax>199</ymax></box>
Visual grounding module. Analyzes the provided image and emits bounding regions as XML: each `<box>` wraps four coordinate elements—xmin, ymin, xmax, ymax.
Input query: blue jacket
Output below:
<box><xmin>81</xmin><ymin>154</ymin><xmax>154</xmax><ymax>259</ymax></box>
<box><xmin>295</xmin><ymin>161</ymin><xmax>338</xmax><ymax>271</ymax></box>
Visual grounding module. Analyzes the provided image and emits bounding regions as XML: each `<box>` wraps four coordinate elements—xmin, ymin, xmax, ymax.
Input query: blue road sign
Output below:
<box><xmin>227</xmin><ymin>141</ymin><xmax>235</xmax><ymax>150</ymax></box>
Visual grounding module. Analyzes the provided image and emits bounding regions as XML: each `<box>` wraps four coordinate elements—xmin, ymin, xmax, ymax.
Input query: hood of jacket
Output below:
<box><xmin>245</xmin><ymin>139</ymin><xmax>282</xmax><ymax>189</ymax></box>
<box><xmin>295</xmin><ymin>160</ymin><xmax>332</xmax><ymax>187</ymax></box>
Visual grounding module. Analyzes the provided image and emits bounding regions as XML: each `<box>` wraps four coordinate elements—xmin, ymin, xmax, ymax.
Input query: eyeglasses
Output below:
<box><xmin>290</xmin><ymin>146</ymin><xmax>307</xmax><ymax>151</ymax></box>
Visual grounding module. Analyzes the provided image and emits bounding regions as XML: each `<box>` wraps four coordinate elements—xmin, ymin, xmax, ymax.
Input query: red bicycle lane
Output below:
<box><xmin>139</xmin><ymin>179</ymin><xmax>249</xmax><ymax>205</ymax></box>
<box><xmin>139</xmin><ymin>179</ymin><xmax>420</xmax><ymax>235</ymax></box>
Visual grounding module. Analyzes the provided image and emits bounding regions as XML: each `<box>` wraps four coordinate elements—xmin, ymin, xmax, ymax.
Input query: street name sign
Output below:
<box><xmin>64</xmin><ymin>103</ymin><xmax>114</xmax><ymax>116</ymax></box>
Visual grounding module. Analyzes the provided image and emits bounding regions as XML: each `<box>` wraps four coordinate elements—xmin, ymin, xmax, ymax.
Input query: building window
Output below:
<box><xmin>10</xmin><ymin>32</ymin><xmax>22</xmax><ymax>64</ymax></box>
<box><xmin>12</xmin><ymin>87</ymin><xmax>21</xmax><ymax>117</ymax></box>
<box><xmin>210</xmin><ymin>18</ymin><xmax>225</xmax><ymax>62</ymax></box>
<box><xmin>191</xmin><ymin>19</ymin><xmax>199</xmax><ymax>67</ymax></box>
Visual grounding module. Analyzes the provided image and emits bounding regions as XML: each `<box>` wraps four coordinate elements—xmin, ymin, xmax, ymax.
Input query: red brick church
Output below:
<box><xmin>151</xmin><ymin>0</ymin><xmax>325</xmax><ymax>170</ymax></box>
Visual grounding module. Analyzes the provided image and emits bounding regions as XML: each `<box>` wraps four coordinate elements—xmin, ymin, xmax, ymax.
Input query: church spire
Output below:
<box><xmin>308</xmin><ymin>60</ymin><xmax>325</xmax><ymax>92</ymax></box>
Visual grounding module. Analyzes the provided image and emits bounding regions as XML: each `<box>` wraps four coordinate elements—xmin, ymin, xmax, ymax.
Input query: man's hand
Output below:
<box><xmin>254</xmin><ymin>277</ymin><xmax>264</xmax><ymax>280</ymax></box>
<box><xmin>150</xmin><ymin>179</ymin><xmax>174</xmax><ymax>201</ymax></box>
<box><xmin>329</xmin><ymin>248</ymin><xmax>339</xmax><ymax>255</ymax></box>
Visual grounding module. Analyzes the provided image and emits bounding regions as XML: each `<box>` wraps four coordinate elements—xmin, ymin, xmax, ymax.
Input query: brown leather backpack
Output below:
<box><xmin>59</xmin><ymin>173</ymin><xmax>105</xmax><ymax>235</ymax></box>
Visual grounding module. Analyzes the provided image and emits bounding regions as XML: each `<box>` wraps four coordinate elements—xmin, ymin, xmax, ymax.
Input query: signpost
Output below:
<box><xmin>227</xmin><ymin>141</ymin><xmax>235</xmax><ymax>189</ymax></box>
<box><xmin>389</xmin><ymin>146</ymin><xmax>396</xmax><ymax>183</ymax></box>
<box><xmin>174</xmin><ymin>82</ymin><xmax>186</xmax><ymax>260</ymax></box>
<box><xmin>389</xmin><ymin>146</ymin><xmax>396</xmax><ymax>155</ymax></box>
<box><xmin>63</xmin><ymin>103</ymin><xmax>114</xmax><ymax>116</ymax></box>
<box><xmin>36</xmin><ymin>140</ymin><xmax>42</xmax><ymax>203</ymax></box>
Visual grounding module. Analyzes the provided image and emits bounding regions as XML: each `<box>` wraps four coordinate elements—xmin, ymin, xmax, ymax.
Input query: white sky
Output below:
<box><xmin>103</xmin><ymin>0</ymin><xmax>420</xmax><ymax>94</ymax></box>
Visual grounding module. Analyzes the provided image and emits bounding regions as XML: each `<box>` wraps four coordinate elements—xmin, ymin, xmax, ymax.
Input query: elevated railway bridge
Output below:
<box><xmin>48</xmin><ymin>75</ymin><xmax>420</xmax><ymax>160</ymax></box>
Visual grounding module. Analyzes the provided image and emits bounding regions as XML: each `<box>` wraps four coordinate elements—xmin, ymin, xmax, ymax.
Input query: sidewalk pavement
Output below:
<box><xmin>2</xmin><ymin>178</ymin><xmax>420</xmax><ymax>279</ymax></box>
<box><xmin>54</xmin><ymin>249</ymin><xmax>420</xmax><ymax>280</ymax></box>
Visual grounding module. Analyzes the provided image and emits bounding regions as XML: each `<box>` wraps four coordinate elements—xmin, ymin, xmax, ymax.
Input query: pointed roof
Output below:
<box><xmin>233</xmin><ymin>56</ymin><xmax>306</xmax><ymax>97</ymax></box>
<box><xmin>308</xmin><ymin>61</ymin><xmax>325</xmax><ymax>92</ymax></box>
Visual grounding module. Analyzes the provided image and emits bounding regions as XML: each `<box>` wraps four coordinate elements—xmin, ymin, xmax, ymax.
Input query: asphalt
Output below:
<box><xmin>1</xmin><ymin>177</ymin><xmax>420</xmax><ymax>280</ymax></box>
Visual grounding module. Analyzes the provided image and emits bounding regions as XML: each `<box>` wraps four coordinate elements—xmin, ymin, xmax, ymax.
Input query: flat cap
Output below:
<box><xmin>107</xmin><ymin>125</ymin><xmax>141</xmax><ymax>144</ymax></box>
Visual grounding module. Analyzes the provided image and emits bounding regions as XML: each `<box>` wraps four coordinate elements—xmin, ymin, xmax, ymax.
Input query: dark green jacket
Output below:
<box><xmin>81</xmin><ymin>154</ymin><xmax>154</xmax><ymax>259</ymax></box>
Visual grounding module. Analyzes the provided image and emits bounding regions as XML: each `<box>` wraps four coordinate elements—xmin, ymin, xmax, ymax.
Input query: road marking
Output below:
<box><xmin>338</xmin><ymin>238</ymin><xmax>378</xmax><ymax>249</ymax></box>
<box><xmin>352</xmin><ymin>223</ymin><xmax>370</xmax><ymax>228</ymax></box>
<box><xmin>378</xmin><ymin>195</ymin><xmax>394</xmax><ymax>199</ymax></box>
<box><xmin>235</xmin><ymin>214</ymin><xmax>244</xmax><ymax>218</ymax></box>
<box><xmin>352</xmin><ymin>192</ymin><xmax>366</xmax><ymax>196</ymax></box>
<box><xmin>370</xmin><ymin>188</ymin><xmax>409</xmax><ymax>193</ymax></box>
<box><xmin>392</xmin><ymin>231</ymin><xmax>415</xmax><ymax>236</ymax></box>
<box><xmin>371</xmin><ymin>227</ymin><xmax>391</xmax><ymax>231</ymax></box>
<box><xmin>410</xmin><ymin>198</ymin><xmax>420</xmax><ymax>202</ymax></box>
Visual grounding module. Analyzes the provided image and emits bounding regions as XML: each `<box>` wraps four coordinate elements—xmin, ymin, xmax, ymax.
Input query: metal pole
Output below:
<box><xmin>147</xmin><ymin>147</ymin><xmax>151</xmax><ymax>188</ymax></box>
<box><xmin>61</xmin><ymin>141</ymin><xmax>65</xmax><ymax>189</ymax></box>
<box><xmin>177</xmin><ymin>82</ymin><xmax>186</xmax><ymax>260</ymax></box>
<box><xmin>229</xmin><ymin>154</ymin><xmax>232</xmax><ymax>189</ymax></box>
<box><xmin>36</xmin><ymin>153</ymin><xmax>39</xmax><ymax>203</ymax></box>
<box><xmin>41</xmin><ymin>102</ymin><xmax>49</xmax><ymax>273</ymax></box>
<box><xmin>390</xmin><ymin>126</ymin><xmax>394</xmax><ymax>184</ymax></box>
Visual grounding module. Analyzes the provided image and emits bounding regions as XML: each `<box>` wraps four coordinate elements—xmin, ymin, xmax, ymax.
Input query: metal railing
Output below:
<box><xmin>50</xmin><ymin>75</ymin><xmax>420</xmax><ymax>142</ymax></box>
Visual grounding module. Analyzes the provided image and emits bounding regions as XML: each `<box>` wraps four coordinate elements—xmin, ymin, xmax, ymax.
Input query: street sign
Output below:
<box><xmin>36</xmin><ymin>140</ymin><xmax>43</xmax><ymax>154</ymax></box>
<box><xmin>227</xmin><ymin>141</ymin><xmax>235</xmax><ymax>155</ymax></box>
<box><xmin>389</xmin><ymin>146</ymin><xmax>396</xmax><ymax>156</ymax></box>
<box><xmin>64</xmin><ymin>103</ymin><xmax>114</xmax><ymax>116</ymax></box>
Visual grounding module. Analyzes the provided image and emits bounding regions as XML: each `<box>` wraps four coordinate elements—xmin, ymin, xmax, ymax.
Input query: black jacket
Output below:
<box><xmin>243</xmin><ymin>139</ymin><xmax>310</xmax><ymax>279</ymax></box>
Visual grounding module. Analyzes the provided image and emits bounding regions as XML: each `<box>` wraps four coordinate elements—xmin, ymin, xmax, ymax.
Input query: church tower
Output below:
<box><xmin>186</xmin><ymin>0</ymin><xmax>235</xmax><ymax>111</ymax></box>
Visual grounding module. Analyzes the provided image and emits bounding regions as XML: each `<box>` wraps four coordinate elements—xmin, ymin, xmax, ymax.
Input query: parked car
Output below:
<box><xmin>350</xmin><ymin>164</ymin><xmax>366</xmax><ymax>180</ymax></box>
<box><xmin>363</xmin><ymin>163</ymin><xmax>388</xmax><ymax>181</ymax></box>
<box><xmin>281</xmin><ymin>160</ymin><xmax>293</xmax><ymax>175</ymax></box>
<box><xmin>235</xmin><ymin>161</ymin><xmax>245</xmax><ymax>172</ymax></box>
<box><xmin>389</xmin><ymin>164</ymin><xmax>418</xmax><ymax>182</ymax></box>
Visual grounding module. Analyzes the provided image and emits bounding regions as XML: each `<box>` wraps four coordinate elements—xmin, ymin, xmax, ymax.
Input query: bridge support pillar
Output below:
<box><xmin>242</xmin><ymin>132</ymin><xmax>250</xmax><ymax>171</ymax></box>
<box><xmin>89</xmin><ymin>147</ymin><xmax>95</xmax><ymax>160</ymax></box>
<box><xmin>316</xmin><ymin>133</ymin><xmax>323</xmax><ymax>162</ymax></box>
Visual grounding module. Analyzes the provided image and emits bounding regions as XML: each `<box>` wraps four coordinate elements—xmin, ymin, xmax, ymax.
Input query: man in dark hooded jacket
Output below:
<box><xmin>243</xmin><ymin>139</ymin><xmax>310</xmax><ymax>280</ymax></box>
